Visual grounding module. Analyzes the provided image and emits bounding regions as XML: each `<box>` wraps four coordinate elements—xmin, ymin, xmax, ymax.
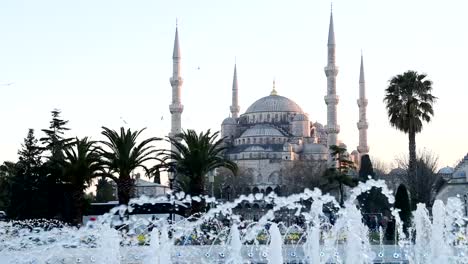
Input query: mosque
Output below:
<box><xmin>167</xmin><ymin>11</ymin><xmax>370</xmax><ymax>193</ymax></box>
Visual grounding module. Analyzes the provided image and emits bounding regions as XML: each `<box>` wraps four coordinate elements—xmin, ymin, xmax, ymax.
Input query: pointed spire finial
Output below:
<box><xmin>270</xmin><ymin>78</ymin><xmax>278</xmax><ymax>96</ymax></box>
<box><xmin>359</xmin><ymin>52</ymin><xmax>365</xmax><ymax>84</ymax></box>
<box><xmin>328</xmin><ymin>5</ymin><xmax>335</xmax><ymax>45</ymax></box>
<box><xmin>173</xmin><ymin>22</ymin><xmax>180</xmax><ymax>59</ymax></box>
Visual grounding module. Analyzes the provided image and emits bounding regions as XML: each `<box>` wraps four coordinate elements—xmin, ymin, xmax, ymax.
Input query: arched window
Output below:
<box><xmin>247</xmin><ymin>138</ymin><xmax>251</xmax><ymax>144</ymax></box>
<box><xmin>267</xmin><ymin>114</ymin><xmax>270</xmax><ymax>122</ymax></box>
<box><xmin>253</xmin><ymin>138</ymin><xmax>256</xmax><ymax>144</ymax></box>
<box><xmin>275</xmin><ymin>113</ymin><xmax>279</xmax><ymax>122</ymax></box>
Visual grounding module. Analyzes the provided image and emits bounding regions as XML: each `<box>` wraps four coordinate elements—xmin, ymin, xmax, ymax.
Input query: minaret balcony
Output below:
<box><xmin>324</xmin><ymin>95</ymin><xmax>339</xmax><ymax>104</ymax></box>
<box><xmin>325</xmin><ymin>124</ymin><xmax>340</xmax><ymax>134</ymax></box>
<box><xmin>324</xmin><ymin>66</ymin><xmax>339</xmax><ymax>76</ymax></box>
<box><xmin>357</xmin><ymin>145</ymin><xmax>370</xmax><ymax>154</ymax></box>
<box><xmin>357</xmin><ymin>99</ymin><xmax>368</xmax><ymax>107</ymax></box>
<box><xmin>169</xmin><ymin>103</ymin><xmax>184</xmax><ymax>114</ymax></box>
<box><xmin>357</xmin><ymin>121</ymin><xmax>368</xmax><ymax>129</ymax></box>
<box><xmin>170</xmin><ymin>77</ymin><xmax>184</xmax><ymax>86</ymax></box>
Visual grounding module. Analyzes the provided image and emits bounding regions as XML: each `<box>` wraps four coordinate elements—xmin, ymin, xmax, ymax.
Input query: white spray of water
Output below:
<box><xmin>267</xmin><ymin>223</ymin><xmax>283</xmax><ymax>264</ymax></box>
<box><xmin>144</xmin><ymin>228</ymin><xmax>161</xmax><ymax>264</ymax></box>
<box><xmin>227</xmin><ymin>224</ymin><xmax>243</xmax><ymax>264</ymax></box>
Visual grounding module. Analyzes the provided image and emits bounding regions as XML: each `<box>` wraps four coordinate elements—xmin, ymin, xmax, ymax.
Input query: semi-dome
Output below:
<box><xmin>438</xmin><ymin>166</ymin><xmax>454</xmax><ymax>174</ymax></box>
<box><xmin>222</xmin><ymin>117</ymin><xmax>237</xmax><ymax>125</ymax></box>
<box><xmin>245</xmin><ymin>94</ymin><xmax>303</xmax><ymax>114</ymax></box>
<box><xmin>240</xmin><ymin>125</ymin><xmax>284</xmax><ymax>137</ymax></box>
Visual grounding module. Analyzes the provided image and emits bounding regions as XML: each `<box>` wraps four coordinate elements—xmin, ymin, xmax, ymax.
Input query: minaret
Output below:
<box><xmin>324</xmin><ymin>9</ymin><xmax>340</xmax><ymax>148</ymax></box>
<box><xmin>169</xmin><ymin>24</ymin><xmax>184</xmax><ymax>145</ymax></box>
<box><xmin>357</xmin><ymin>53</ymin><xmax>369</xmax><ymax>155</ymax></box>
<box><xmin>230</xmin><ymin>63</ymin><xmax>240</xmax><ymax>118</ymax></box>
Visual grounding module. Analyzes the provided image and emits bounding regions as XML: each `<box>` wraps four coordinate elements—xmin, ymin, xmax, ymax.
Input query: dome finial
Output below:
<box><xmin>270</xmin><ymin>78</ymin><xmax>278</xmax><ymax>95</ymax></box>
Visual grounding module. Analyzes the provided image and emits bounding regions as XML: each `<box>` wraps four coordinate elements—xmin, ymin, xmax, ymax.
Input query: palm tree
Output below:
<box><xmin>160</xmin><ymin>129</ymin><xmax>237</xmax><ymax>214</ymax></box>
<box><xmin>325</xmin><ymin>145</ymin><xmax>357</xmax><ymax>206</ymax></box>
<box><xmin>384</xmin><ymin>71</ymin><xmax>436</xmax><ymax>180</ymax></box>
<box><xmin>62</xmin><ymin>137</ymin><xmax>104</xmax><ymax>225</ymax></box>
<box><xmin>100</xmin><ymin>127</ymin><xmax>160</xmax><ymax>205</ymax></box>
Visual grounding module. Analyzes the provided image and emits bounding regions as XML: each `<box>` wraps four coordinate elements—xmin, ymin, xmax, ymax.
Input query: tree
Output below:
<box><xmin>384</xmin><ymin>71</ymin><xmax>436</xmax><ymax>183</ymax></box>
<box><xmin>95</xmin><ymin>177</ymin><xmax>116</xmax><ymax>202</ymax></box>
<box><xmin>209</xmin><ymin>167</ymin><xmax>253</xmax><ymax>200</ymax></box>
<box><xmin>283</xmin><ymin>160</ymin><xmax>329</xmax><ymax>195</ymax></box>
<box><xmin>324</xmin><ymin>145</ymin><xmax>357</xmax><ymax>206</ymax></box>
<box><xmin>9</xmin><ymin>129</ymin><xmax>48</xmax><ymax>219</ymax></box>
<box><xmin>40</xmin><ymin>109</ymin><xmax>73</xmax><ymax>183</ymax></box>
<box><xmin>0</xmin><ymin>162</ymin><xmax>16</xmax><ymax>211</ymax></box>
<box><xmin>161</xmin><ymin>130</ymin><xmax>237</xmax><ymax>214</ymax></box>
<box><xmin>62</xmin><ymin>137</ymin><xmax>104</xmax><ymax>225</ymax></box>
<box><xmin>394</xmin><ymin>184</ymin><xmax>411</xmax><ymax>233</ymax></box>
<box><xmin>395</xmin><ymin>150</ymin><xmax>443</xmax><ymax>208</ymax></box>
<box><xmin>357</xmin><ymin>155</ymin><xmax>390</xmax><ymax>214</ymax></box>
<box><xmin>100</xmin><ymin>127</ymin><xmax>160</xmax><ymax>205</ymax></box>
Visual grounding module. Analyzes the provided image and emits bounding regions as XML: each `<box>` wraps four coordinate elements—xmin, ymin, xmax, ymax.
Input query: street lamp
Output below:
<box><xmin>167</xmin><ymin>165</ymin><xmax>176</xmax><ymax>190</ymax></box>
<box><xmin>167</xmin><ymin>165</ymin><xmax>176</xmax><ymax>223</ymax></box>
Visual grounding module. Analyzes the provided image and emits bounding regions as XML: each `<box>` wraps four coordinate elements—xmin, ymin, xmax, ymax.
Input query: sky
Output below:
<box><xmin>1</xmin><ymin>0</ymin><xmax>467</xmax><ymax>179</ymax></box>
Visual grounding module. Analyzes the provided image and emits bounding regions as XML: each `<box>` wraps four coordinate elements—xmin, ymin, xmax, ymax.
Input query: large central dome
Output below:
<box><xmin>245</xmin><ymin>94</ymin><xmax>303</xmax><ymax>114</ymax></box>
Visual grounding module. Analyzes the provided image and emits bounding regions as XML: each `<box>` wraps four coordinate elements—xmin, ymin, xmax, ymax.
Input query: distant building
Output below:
<box><xmin>435</xmin><ymin>153</ymin><xmax>468</xmax><ymax>216</ymax></box>
<box><xmin>110</xmin><ymin>174</ymin><xmax>170</xmax><ymax>200</ymax></box>
<box><xmin>167</xmin><ymin>10</ymin><xmax>370</xmax><ymax>194</ymax></box>
<box><xmin>132</xmin><ymin>174</ymin><xmax>170</xmax><ymax>198</ymax></box>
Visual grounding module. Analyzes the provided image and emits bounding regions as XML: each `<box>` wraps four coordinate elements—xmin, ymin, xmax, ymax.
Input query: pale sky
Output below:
<box><xmin>1</xmin><ymin>0</ymin><xmax>467</xmax><ymax>175</ymax></box>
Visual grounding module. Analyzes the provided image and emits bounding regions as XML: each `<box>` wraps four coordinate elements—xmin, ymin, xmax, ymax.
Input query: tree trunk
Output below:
<box><xmin>117</xmin><ymin>177</ymin><xmax>134</xmax><ymax>205</ymax></box>
<box><xmin>71</xmin><ymin>188</ymin><xmax>83</xmax><ymax>226</ymax></box>
<box><xmin>408</xmin><ymin>129</ymin><xmax>417</xmax><ymax>180</ymax></box>
<box><xmin>339</xmin><ymin>182</ymin><xmax>344</xmax><ymax>207</ymax></box>
<box><xmin>190</xmin><ymin>175</ymin><xmax>206</xmax><ymax>215</ymax></box>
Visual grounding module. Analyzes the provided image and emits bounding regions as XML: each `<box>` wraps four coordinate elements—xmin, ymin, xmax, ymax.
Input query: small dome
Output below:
<box><xmin>313</xmin><ymin>122</ymin><xmax>324</xmax><ymax>129</ymax></box>
<box><xmin>293</xmin><ymin>113</ymin><xmax>309</xmax><ymax>121</ymax></box>
<box><xmin>222</xmin><ymin>117</ymin><xmax>236</xmax><ymax>125</ymax></box>
<box><xmin>240</xmin><ymin>125</ymin><xmax>284</xmax><ymax>137</ymax></box>
<box><xmin>244</xmin><ymin>95</ymin><xmax>303</xmax><ymax>114</ymax></box>
<box><xmin>438</xmin><ymin>166</ymin><xmax>454</xmax><ymax>174</ymax></box>
<box><xmin>453</xmin><ymin>170</ymin><xmax>466</xmax><ymax>178</ymax></box>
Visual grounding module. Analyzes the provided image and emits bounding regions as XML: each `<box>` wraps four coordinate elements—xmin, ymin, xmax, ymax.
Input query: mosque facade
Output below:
<box><xmin>168</xmin><ymin>11</ymin><xmax>370</xmax><ymax>193</ymax></box>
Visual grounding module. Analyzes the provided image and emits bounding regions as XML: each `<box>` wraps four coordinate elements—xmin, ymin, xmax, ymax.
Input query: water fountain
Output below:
<box><xmin>0</xmin><ymin>179</ymin><xmax>467</xmax><ymax>263</ymax></box>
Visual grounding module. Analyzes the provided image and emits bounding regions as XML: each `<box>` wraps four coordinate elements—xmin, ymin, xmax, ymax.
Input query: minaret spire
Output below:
<box><xmin>230</xmin><ymin>63</ymin><xmax>240</xmax><ymax>118</ymax></box>
<box><xmin>357</xmin><ymin>53</ymin><xmax>369</xmax><ymax>155</ymax></box>
<box><xmin>324</xmin><ymin>8</ymin><xmax>340</xmax><ymax>149</ymax></box>
<box><xmin>169</xmin><ymin>23</ymin><xmax>184</xmax><ymax>148</ymax></box>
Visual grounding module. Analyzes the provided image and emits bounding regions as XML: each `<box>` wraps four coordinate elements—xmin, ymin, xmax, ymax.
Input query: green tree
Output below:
<box><xmin>394</xmin><ymin>184</ymin><xmax>411</xmax><ymax>233</ymax></box>
<box><xmin>62</xmin><ymin>137</ymin><xmax>104</xmax><ymax>225</ymax></box>
<box><xmin>95</xmin><ymin>176</ymin><xmax>116</xmax><ymax>202</ymax></box>
<box><xmin>325</xmin><ymin>145</ymin><xmax>357</xmax><ymax>206</ymax></box>
<box><xmin>9</xmin><ymin>129</ymin><xmax>48</xmax><ymax>219</ymax></box>
<box><xmin>161</xmin><ymin>130</ymin><xmax>237</xmax><ymax>214</ymax></box>
<box><xmin>0</xmin><ymin>162</ymin><xmax>16</xmax><ymax>211</ymax></box>
<box><xmin>384</xmin><ymin>71</ymin><xmax>436</xmax><ymax>182</ymax></box>
<box><xmin>357</xmin><ymin>155</ymin><xmax>390</xmax><ymax>213</ymax></box>
<box><xmin>40</xmin><ymin>109</ymin><xmax>73</xmax><ymax>183</ymax></box>
<box><xmin>100</xmin><ymin>127</ymin><xmax>160</xmax><ymax>205</ymax></box>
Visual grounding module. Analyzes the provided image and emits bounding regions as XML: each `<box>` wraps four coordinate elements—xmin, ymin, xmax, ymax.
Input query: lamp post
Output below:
<box><xmin>167</xmin><ymin>165</ymin><xmax>176</xmax><ymax>222</ymax></box>
<box><xmin>464</xmin><ymin>194</ymin><xmax>468</xmax><ymax>217</ymax></box>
